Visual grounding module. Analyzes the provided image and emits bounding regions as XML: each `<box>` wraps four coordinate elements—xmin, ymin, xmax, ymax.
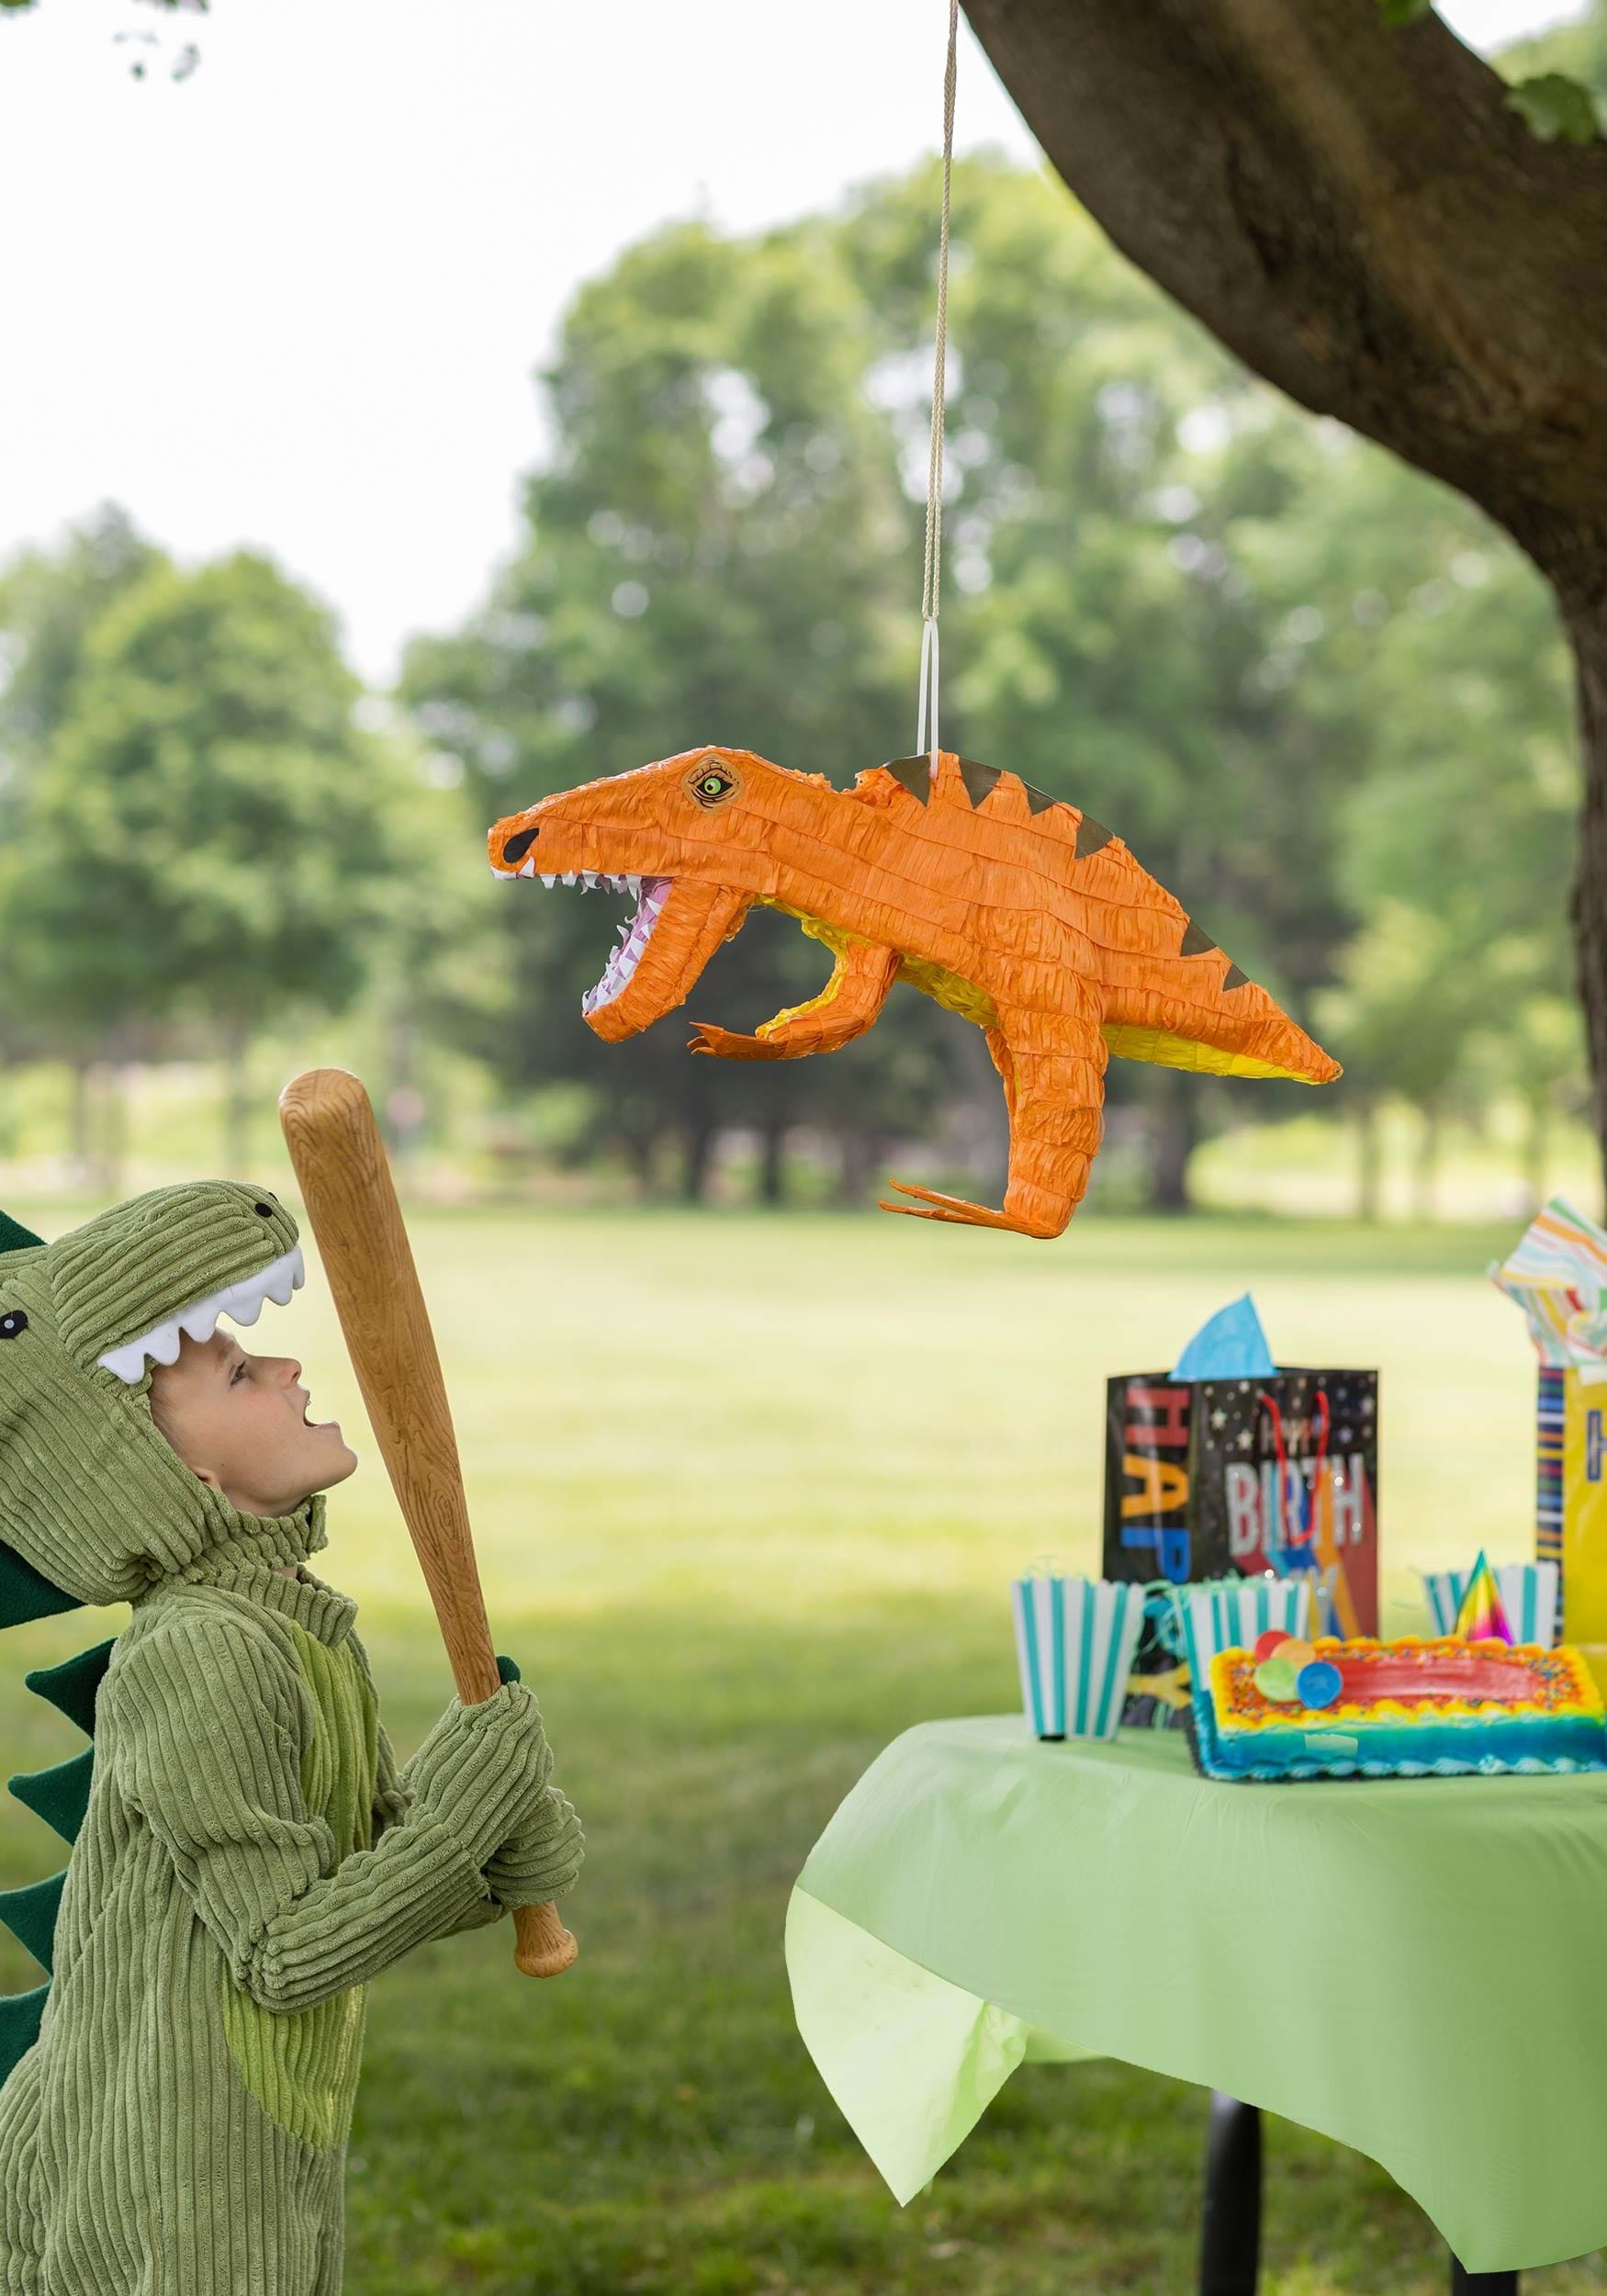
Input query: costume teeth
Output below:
<box><xmin>96</xmin><ymin>1245</ymin><xmax>306</xmax><ymax>1385</ymax></box>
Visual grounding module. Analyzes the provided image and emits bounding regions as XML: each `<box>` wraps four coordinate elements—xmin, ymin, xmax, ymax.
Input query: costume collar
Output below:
<box><xmin>137</xmin><ymin>1495</ymin><xmax>356</xmax><ymax>1646</ymax></box>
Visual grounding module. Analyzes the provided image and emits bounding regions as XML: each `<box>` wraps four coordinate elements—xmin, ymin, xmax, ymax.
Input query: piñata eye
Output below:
<box><xmin>0</xmin><ymin>1310</ymin><xmax>28</xmax><ymax>1339</ymax></box>
<box><xmin>684</xmin><ymin>757</ymin><xmax>742</xmax><ymax>808</ymax></box>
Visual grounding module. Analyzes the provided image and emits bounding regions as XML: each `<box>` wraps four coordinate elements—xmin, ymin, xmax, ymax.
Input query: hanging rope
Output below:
<box><xmin>916</xmin><ymin>0</ymin><xmax>960</xmax><ymax>777</ymax></box>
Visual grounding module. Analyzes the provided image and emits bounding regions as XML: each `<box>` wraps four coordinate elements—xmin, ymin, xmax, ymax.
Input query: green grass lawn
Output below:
<box><xmin>1</xmin><ymin>1206</ymin><xmax>1600</xmax><ymax>2293</ymax></box>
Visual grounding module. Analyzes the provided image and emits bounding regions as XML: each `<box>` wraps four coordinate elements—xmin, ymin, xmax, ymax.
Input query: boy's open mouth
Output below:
<box><xmin>491</xmin><ymin>862</ymin><xmax>673</xmax><ymax>1019</ymax></box>
<box><xmin>97</xmin><ymin>1246</ymin><xmax>306</xmax><ymax>1385</ymax></box>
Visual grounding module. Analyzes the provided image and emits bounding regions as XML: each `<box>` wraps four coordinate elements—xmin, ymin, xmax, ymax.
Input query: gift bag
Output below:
<box><xmin>1103</xmin><ymin>1367</ymin><xmax>1379</xmax><ymax>1635</ymax></box>
<box><xmin>1492</xmin><ymin>1201</ymin><xmax>1607</xmax><ymax>1676</ymax></box>
<box><xmin>1536</xmin><ymin>1367</ymin><xmax>1607</xmax><ymax>1648</ymax></box>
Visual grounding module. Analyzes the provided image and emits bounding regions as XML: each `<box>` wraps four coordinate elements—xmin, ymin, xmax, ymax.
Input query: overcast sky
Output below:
<box><xmin>0</xmin><ymin>0</ymin><xmax>1586</xmax><ymax>685</ymax></box>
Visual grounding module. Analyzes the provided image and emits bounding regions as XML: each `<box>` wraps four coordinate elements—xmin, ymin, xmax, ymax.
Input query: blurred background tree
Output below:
<box><xmin>0</xmin><ymin>544</ymin><xmax>438</xmax><ymax>1182</ymax></box>
<box><xmin>404</xmin><ymin>156</ymin><xmax>1580</xmax><ymax>1214</ymax></box>
<box><xmin>0</xmin><ymin>155</ymin><xmax>1588</xmax><ymax>1219</ymax></box>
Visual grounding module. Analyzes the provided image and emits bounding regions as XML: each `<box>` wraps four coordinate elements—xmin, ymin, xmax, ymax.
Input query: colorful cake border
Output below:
<box><xmin>1190</xmin><ymin>1636</ymin><xmax>1607</xmax><ymax>1783</ymax></box>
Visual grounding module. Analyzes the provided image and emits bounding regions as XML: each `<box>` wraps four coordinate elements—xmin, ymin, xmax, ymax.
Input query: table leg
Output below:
<box><xmin>1450</xmin><ymin>2261</ymin><xmax>1518</xmax><ymax>2294</ymax></box>
<box><xmin>1200</xmin><ymin>2093</ymin><xmax>1261</xmax><ymax>2296</ymax></box>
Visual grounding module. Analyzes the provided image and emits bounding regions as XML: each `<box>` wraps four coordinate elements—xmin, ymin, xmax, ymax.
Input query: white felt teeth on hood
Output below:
<box><xmin>96</xmin><ymin>1244</ymin><xmax>307</xmax><ymax>1385</ymax></box>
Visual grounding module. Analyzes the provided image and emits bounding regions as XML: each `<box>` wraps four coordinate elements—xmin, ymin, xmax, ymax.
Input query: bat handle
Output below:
<box><xmin>514</xmin><ymin>1898</ymin><xmax>579</xmax><ymax>1978</ymax></box>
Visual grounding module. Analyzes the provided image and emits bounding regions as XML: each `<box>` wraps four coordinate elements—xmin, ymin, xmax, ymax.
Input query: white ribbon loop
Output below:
<box><xmin>912</xmin><ymin>0</ymin><xmax>959</xmax><ymax>790</ymax></box>
<box><xmin>916</xmin><ymin>617</ymin><xmax>940</xmax><ymax>779</ymax></box>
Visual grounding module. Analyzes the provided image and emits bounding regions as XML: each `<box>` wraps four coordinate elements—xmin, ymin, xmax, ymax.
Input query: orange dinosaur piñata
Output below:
<box><xmin>488</xmin><ymin>747</ymin><xmax>1340</xmax><ymax>1238</ymax></box>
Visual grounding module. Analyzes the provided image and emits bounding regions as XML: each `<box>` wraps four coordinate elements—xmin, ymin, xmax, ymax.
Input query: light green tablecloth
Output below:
<box><xmin>786</xmin><ymin>1716</ymin><xmax>1607</xmax><ymax>2273</ymax></box>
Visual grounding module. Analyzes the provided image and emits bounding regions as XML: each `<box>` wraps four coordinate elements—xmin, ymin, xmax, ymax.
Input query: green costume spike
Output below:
<box><xmin>0</xmin><ymin>1989</ymin><xmax>46</xmax><ymax>2077</ymax></box>
<box><xmin>23</xmin><ymin>1641</ymin><xmax>113</xmax><ymax>1741</ymax></box>
<box><xmin>0</xmin><ymin>1183</ymin><xmax>585</xmax><ymax>2294</ymax></box>
<box><xmin>0</xmin><ymin>1544</ymin><xmax>79</xmax><ymax>1632</ymax></box>
<box><xmin>7</xmin><ymin>1750</ymin><xmax>93</xmax><ymax>1846</ymax></box>
<box><xmin>0</xmin><ymin>1215</ymin><xmax>42</xmax><ymax>1257</ymax></box>
<box><xmin>0</xmin><ymin>1874</ymin><xmax>63</xmax><ymax>1973</ymax></box>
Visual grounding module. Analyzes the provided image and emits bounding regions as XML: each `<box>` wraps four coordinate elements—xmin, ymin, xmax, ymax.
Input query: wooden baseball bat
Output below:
<box><xmin>278</xmin><ymin>1065</ymin><xmax>578</xmax><ymax>1979</ymax></box>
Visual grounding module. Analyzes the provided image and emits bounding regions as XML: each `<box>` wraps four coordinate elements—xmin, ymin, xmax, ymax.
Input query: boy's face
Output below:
<box><xmin>147</xmin><ymin>1330</ymin><xmax>357</xmax><ymax>1523</ymax></box>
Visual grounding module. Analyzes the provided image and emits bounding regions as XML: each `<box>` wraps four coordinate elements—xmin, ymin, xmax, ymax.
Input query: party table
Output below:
<box><xmin>785</xmin><ymin>1716</ymin><xmax>1607</xmax><ymax>2283</ymax></box>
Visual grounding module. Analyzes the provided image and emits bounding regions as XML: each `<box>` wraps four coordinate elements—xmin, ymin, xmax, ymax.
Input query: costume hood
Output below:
<box><xmin>0</xmin><ymin>1182</ymin><xmax>328</xmax><ymax>1612</ymax></box>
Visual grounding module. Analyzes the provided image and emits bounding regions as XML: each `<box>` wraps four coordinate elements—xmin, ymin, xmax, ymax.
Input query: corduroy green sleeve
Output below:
<box><xmin>371</xmin><ymin>1715</ymin><xmax>507</xmax><ymax>1936</ymax></box>
<box><xmin>106</xmin><ymin>1615</ymin><xmax>556</xmax><ymax>2012</ymax></box>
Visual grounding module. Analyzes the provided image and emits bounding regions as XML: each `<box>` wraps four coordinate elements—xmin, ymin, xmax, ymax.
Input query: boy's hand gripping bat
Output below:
<box><xmin>279</xmin><ymin>1066</ymin><xmax>578</xmax><ymax>1979</ymax></box>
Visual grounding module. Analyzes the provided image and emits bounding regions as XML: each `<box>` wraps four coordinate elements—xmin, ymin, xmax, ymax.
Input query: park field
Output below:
<box><xmin>0</xmin><ymin>1206</ymin><xmax>1598</xmax><ymax>2294</ymax></box>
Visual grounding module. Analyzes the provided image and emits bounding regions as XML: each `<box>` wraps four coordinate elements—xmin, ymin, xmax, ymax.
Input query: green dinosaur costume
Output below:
<box><xmin>0</xmin><ymin>1183</ymin><xmax>583</xmax><ymax>2295</ymax></box>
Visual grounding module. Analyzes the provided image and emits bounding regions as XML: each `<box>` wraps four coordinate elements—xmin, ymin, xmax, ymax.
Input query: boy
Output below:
<box><xmin>0</xmin><ymin>1181</ymin><xmax>581</xmax><ymax>2295</ymax></box>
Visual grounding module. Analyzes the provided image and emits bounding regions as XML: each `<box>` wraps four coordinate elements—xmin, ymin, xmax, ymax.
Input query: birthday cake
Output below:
<box><xmin>1189</xmin><ymin>1632</ymin><xmax>1607</xmax><ymax>1781</ymax></box>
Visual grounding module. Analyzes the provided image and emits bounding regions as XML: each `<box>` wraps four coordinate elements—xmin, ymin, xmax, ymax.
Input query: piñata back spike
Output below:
<box><xmin>8</xmin><ymin>1749</ymin><xmax>95</xmax><ymax>1846</ymax></box>
<box><xmin>0</xmin><ymin>1871</ymin><xmax>64</xmax><ymax>1973</ymax></box>
<box><xmin>25</xmin><ymin>1641</ymin><xmax>113</xmax><ymax>1740</ymax></box>
<box><xmin>0</xmin><ymin>1983</ymin><xmax>48</xmax><ymax>2079</ymax></box>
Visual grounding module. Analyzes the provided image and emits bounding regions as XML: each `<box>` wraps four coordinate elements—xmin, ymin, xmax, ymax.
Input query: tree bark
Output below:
<box><xmin>1354</xmin><ymin>1097</ymin><xmax>1382</xmax><ymax>1224</ymax></box>
<box><xmin>221</xmin><ymin>1022</ymin><xmax>250</xmax><ymax>1177</ymax></box>
<box><xmin>1567</xmin><ymin>601</ymin><xmax>1607</xmax><ymax>1210</ymax></box>
<box><xmin>1414</xmin><ymin>1099</ymin><xmax>1441</xmax><ymax>1224</ymax></box>
<box><xmin>963</xmin><ymin>0</ymin><xmax>1607</xmax><ymax>1207</ymax></box>
<box><xmin>758</xmin><ymin>1117</ymin><xmax>789</xmax><ymax>1208</ymax></box>
<box><xmin>623</xmin><ymin>1130</ymin><xmax>657</xmax><ymax>1201</ymax></box>
<box><xmin>1523</xmin><ymin>1086</ymin><xmax>1549</xmax><ymax>1215</ymax></box>
<box><xmin>69</xmin><ymin>1059</ymin><xmax>91</xmax><ymax>1183</ymax></box>
<box><xmin>97</xmin><ymin>1058</ymin><xmax>129</xmax><ymax>1200</ymax></box>
<box><xmin>1148</xmin><ymin>1072</ymin><xmax>1200</xmax><ymax>1212</ymax></box>
<box><xmin>837</xmin><ymin>1127</ymin><xmax>886</xmax><ymax>1208</ymax></box>
<box><xmin>681</xmin><ymin>1115</ymin><xmax>716</xmax><ymax>1204</ymax></box>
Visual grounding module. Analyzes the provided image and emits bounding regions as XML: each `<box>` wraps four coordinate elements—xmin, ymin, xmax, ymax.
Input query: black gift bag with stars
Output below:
<box><xmin>1103</xmin><ymin>1367</ymin><xmax>1379</xmax><ymax>1723</ymax></box>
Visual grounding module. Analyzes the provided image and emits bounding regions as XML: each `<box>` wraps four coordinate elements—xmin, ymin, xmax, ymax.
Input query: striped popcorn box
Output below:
<box><xmin>1011</xmin><ymin>1575</ymin><xmax>1146</xmax><ymax>1740</ymax></box>
<box><xmin>1174</xmin><ymin>1575</ymin><xmax>1311</xmax><ymax>1693</ymax></box>
<box><xmin>1421</xmin><ymin>1560</ymin><xmax>1560</xmax><ymax>1646</ymax></box>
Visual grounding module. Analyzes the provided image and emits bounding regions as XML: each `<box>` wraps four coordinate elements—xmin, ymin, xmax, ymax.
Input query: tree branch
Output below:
<box><xmin>964</xmin><ymin>0</ymin><xmax>1607</xmax><ymax>595</ymax></box>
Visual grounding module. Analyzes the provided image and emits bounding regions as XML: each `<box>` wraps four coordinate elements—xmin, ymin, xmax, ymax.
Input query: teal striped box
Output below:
<box><xmin>1011</xmin><ymin>1576</ymin><xmax>1145</xmax><ymax>1740</ymax></box>
<box><xmin>1174</xmin><ymin>1575</ymin><xmax>1311</xmax><ymax>1694</ymax></box>
<box><xmin>1422</xmin><ymin>1562</ymin><xmax>1559</xmax><ymax>1646</ymax></box>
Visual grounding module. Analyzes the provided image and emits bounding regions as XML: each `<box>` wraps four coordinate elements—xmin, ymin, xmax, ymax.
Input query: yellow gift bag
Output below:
<box><xmin>1494</xmin><ymin>1201</ymin><xmax>1607</xmax><ymax>1687</ymax></box>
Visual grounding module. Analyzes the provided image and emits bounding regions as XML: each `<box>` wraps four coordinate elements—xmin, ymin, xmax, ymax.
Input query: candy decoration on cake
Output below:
<box><xmin>487</xmin><ymin>748</ymin><xmax>1341</xmax><ymax>1240</ymax></box>
<box><xmin>1191</xmin><ymin>1631</ymin><xmax>1607</xmax><ymax>1781</ymax></box>
<box><xmin>1453</xmin><ymin>1550</ymin><xmax>1514</xmax><ymax>1645</ymax></box>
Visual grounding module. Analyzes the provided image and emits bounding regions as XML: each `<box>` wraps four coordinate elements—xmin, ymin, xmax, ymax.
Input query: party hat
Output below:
<box><xmin>1454</xmin><ymin>1550</ymin><xmax>1513</xmax><ymax>1645</ymax></box>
